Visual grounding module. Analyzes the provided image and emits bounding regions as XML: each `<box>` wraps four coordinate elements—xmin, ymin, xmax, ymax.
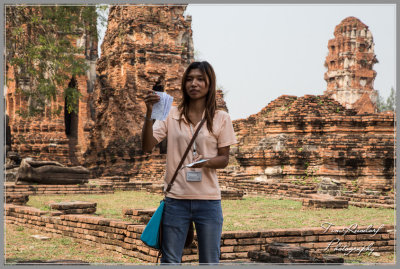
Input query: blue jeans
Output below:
<box><xmin>160</xmin><ymin>197</ymin><xmax>223</xmax><ymax>264</ymax></box>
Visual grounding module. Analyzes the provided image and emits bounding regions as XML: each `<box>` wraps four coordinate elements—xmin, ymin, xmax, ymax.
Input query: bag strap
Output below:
<box><xmin>164</xmin><ymin>117</ymin><xmax>207</xmax><ymax>194</ymax></box>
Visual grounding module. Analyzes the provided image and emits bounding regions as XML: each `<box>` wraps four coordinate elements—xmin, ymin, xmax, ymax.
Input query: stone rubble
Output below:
<box><xmin>248</xmin><ymin>242</ymin><xmax>344</xmax><ymax>263</ymax></box>
<box><xmin>5</xmin><ymin>194</ymin><xmax>29</xmax><ymax>206</ymax></box>
<box><xmin>50</xmin><ymin>201</ymin><xmax>97</xmax><ymax>215</ymax></box>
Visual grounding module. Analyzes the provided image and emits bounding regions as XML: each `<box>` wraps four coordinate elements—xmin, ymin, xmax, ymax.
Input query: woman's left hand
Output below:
<box><xmin>190</xmin><ymin>146</ymin><xmax>230</xmax><ymax>169</ymax></box>
<box><xmin>191</xmin><ymin>154</ymin><xmax>208</xmax><ymax>168</ymax></box>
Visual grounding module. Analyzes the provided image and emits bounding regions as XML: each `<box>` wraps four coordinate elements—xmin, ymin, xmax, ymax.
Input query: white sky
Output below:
<box><xmin>98</xmin><ymin>4</ymin><xmax>396</xmax><ymax>120</ymax></box>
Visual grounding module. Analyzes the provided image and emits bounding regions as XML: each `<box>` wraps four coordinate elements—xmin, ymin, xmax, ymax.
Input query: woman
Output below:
<box><xmin>142</xmin><ymin>61</ymin><xmax>237</xmax><ymax>264</ymax></box>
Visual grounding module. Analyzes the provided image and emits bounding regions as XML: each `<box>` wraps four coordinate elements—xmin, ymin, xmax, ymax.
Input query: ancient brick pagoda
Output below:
<box><xmin>324</xmin><ymin>17</ymin><xmax>379</xmax><ymax>114</ymax></box>
<box><xmin>222</xmin><ymin>16</ymin><xmax>394</xmax><ymax>194</ymax></box>
<box><xmin>83</xmin><ymin>5</ymin><xmax>227</xmax><ymax>176</ymax></box>
<box><xmin>5</xmin><ymin>17</ymin><xmax>98</xmax><ymax>166</ymax></box>
<box><xmin>83</xmin><ymin>5</ymin><xmax>193</xmax><ymax>175</ymax></box>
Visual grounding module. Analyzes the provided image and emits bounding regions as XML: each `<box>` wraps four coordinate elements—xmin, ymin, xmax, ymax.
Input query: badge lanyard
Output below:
<box><xmin>189</xmin><ymin>124</ymin><xmax>198</xmax><ymax>158</ymax></box>
<box><xmin>187</xmin><ymin>122</ymin><xmax>203</xmax><ymax>182</ymax></box>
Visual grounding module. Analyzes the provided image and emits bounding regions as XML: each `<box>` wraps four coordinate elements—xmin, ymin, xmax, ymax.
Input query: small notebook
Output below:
<box><xmin>151</xmin><ymin>92</ymin><xmax>173</xmax><ymax>121</ymax></box>
<box><xmin>184</xmin><ymin>159</ymin><xmax>209</xmax><ymax>168</ymax></box>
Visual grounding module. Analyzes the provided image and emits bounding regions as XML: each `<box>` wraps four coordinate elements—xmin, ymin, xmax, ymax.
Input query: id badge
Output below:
<box><xmin>186</xmin><ymin>171</ymin><xmax>202</xmax><ymax>182</ymax></box>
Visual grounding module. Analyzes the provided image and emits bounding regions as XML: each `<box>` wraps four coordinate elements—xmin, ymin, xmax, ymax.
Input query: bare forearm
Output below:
<box><xmin>142</xmin><ymin>90</ymin><xmax>161</xmax><ymax>153</ymax></box>
<box><xmin>204</xmin><ymin>155</ymin><xmax>229</xmax><ymax>169</ymax></box>
<box><xmin>192</xmin><ymin>146</ymin><xmax>231</xmax><ymax>169</ymax></box>
<box><xmin>141</xmin><ymin>111</ymin><xmax>154</xmax><ymax>153</ymax></box>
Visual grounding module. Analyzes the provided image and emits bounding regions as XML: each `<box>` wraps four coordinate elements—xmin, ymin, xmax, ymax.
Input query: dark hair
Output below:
<box><xmin>178</xmin><ymin>61</ymin><xmax>217</xmax><ymax>134</ymax></box>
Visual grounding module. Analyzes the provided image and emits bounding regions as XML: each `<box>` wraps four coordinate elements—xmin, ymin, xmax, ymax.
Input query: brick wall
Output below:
<box><xmin>4</xmin><ymin>183</ymin><xmax>114</xmax><ymax>196</ymax></box>
<box><xmin>5</xmin><ymin>204</ymin><xmax>395</xmax><ymax>263</ymax></box>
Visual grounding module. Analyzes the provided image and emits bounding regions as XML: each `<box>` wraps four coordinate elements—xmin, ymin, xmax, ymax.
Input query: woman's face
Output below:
<box><xmin>185</xmin><ymin>68</ymin><xmax>209</xmax><ymax>101</ymax></box>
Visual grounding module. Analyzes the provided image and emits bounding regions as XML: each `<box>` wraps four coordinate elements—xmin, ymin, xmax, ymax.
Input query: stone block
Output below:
<box><xmin>220</xmin><ymin>246</ymin><xmax>234</xmax><ymax>253</ymax></box>
<box><xmin>223</xmin><ymin>239</ymin><xmax>238</xmax><ymax>245</ymax></box>
<box><xmin>233</xmin><ymin>245</ymin><xmax>261</xmax><ymax>252</ymax></box>
<box><xmin>233</xmin><ymin>231</ymin><xmax>261</xmax><ymax>238</ymax></box>
<box><xmin>321</xmin><ymin>255</ymin><xmax>344</xmax><ymax>263</ymax></box>
<box><xmin>237</xmin><ymin>238</ymin><xmax>264</xmax><ymax>245</ymax></box>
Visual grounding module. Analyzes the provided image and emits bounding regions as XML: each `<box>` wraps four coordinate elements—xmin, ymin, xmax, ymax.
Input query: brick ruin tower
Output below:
<box><xmin>84</xmin><ymin>5</ymin><xmax>227</xmax><ymax>176</ymax></box>
<box><xmin>6</xmin><ymin>5</ymin><xmax>228</xmax><ymax>175</ymax></box>
<box><xmin>324</xmin><ymin>17</ymin><xmax>379</xmax><ymax>114</ymax></box>
<box><xmin>5</xmin><ymin>12</ymin><xmax>98</xmax><ymax>166</ymax></box>
<box><xmin>221</xmin><ymin>17</ymin><xmax>394</xmax><ymax>194</ymax></box>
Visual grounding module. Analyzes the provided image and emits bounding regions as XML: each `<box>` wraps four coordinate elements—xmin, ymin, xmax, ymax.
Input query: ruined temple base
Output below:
<box><xmin>4</xmin><ymin>182</ymin><xmax>114</xmax><ymax>196</ymax></box>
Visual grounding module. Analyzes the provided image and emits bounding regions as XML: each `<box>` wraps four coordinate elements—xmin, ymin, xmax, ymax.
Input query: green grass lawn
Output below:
<box><xmin>4</xmin><ymin>224</ymin><xmax>142</xmax><ymax>264</ymax></box>
<box><xmin>25</xmin><ymin>190</ymin><xmax>395</xmax><ymax>231</ymax></box>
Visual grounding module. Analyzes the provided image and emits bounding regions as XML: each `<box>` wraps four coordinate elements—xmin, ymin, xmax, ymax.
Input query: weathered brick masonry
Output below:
<box><xmin>216</xmin><ymin>176</ymin><xmax>395</xmax><ymax>209</ymax></box>
<box><xmin>6</xmin><ymin>16</ymin><xmax>98</xmax><ymax>165</ymax></box>
<box><xmin>219</xmin><ymin>94</ymin><xmax>395</xmax><ymax>200</ymax></box>
<box><xmin>5</xmin><ymin>204</ymin><xmax>395</xmax><ymax>263</ymax></box>
<box><xmin>83</xmin><ymin>5</ymin><xmax>227</xmax><ymax>177</ymax></box>
<box><xmin>5</xmin><ymin>180</ymin><xmax>243</xmax><ymax>201</ymax></box>
<box><xmin>5</xmin><ymin>183</ymin><xmax>114</xmax><ymax>196</ymax></box>
<box><xmin>82</xmin><ymin>5</ymin><xmax>192</xmax><ymax>176</ymax></box>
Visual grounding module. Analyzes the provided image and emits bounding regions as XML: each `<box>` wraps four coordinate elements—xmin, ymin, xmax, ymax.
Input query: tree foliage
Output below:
<box><xmin>377</xmin><ymin>87</ymin><xmax>396</xmax><ymax>112</ymax></box>
<box><xmin>6</xmin><ymin>5</ymin><xmax>101</xmax><ymax>117</ymax></box>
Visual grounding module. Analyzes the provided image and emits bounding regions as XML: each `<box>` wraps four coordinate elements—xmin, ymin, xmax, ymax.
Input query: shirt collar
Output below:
<box><xmin>172</xmin><ymin>107</ymin><xmax>206</xmax><ymax>125</ymax></box>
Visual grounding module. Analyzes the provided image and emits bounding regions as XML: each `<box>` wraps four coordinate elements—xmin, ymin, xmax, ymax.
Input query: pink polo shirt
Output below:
<box><xmin>152</xmin><ymin>106</ymin><xmax>237</xmax><ymax>200</ymax></box>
